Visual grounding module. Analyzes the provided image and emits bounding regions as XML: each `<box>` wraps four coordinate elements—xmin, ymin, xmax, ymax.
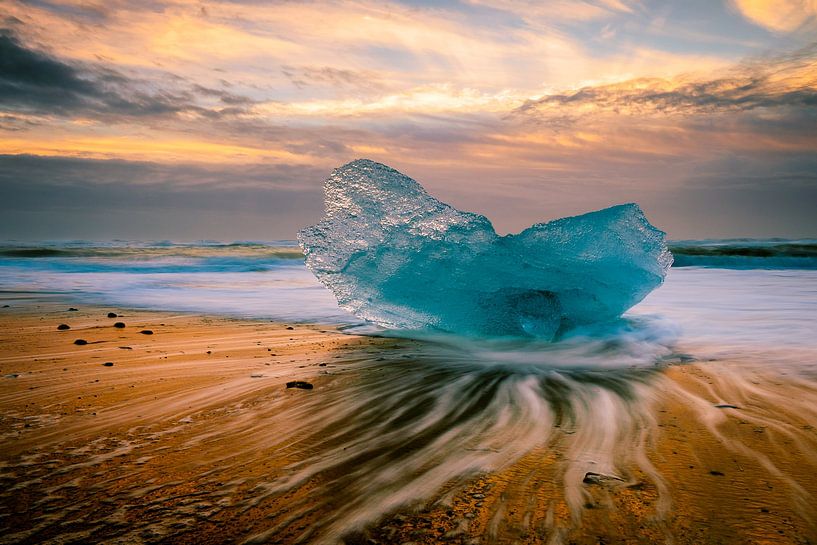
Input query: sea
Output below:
<box><xmin>0</xmin><ymin>239</ymin><xmax>815</xmax><ymax>369</ymax></box>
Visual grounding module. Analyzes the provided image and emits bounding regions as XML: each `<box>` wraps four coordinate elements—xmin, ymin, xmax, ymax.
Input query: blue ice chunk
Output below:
<box><xmin>298</xmin><ymin>159</ymin><xmax>672</xmax><ymax>339</ymax></box>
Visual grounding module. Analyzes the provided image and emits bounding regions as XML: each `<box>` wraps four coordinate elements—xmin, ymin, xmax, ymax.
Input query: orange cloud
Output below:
<box><xmin>0</xmin><ymin>135</ymin><xmax>315</xmax><ymax>165</ymax></box>
<box><xmin>731</xmin><ymin>0</ymin><xmax>817</xmax><ymax>32</ymax></box>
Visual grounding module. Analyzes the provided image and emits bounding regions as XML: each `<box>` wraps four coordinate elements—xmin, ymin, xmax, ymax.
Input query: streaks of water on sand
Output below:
<box><xmin>661</xmin><ymin>364</ymin><xmax>817</xmax><ymax>526</ymax></box>
<box><xmin>0</xmin><ymin>328</ymin><xmax>672</xmax><ymax>544</ymax></box>
<box><xmin>4</xmin><ymin>319</ymin><xmax>817</xmax><ymax>544</ymax></box>
<box><xmin>240</xmin><ymin>350</ymin><xmax>671</xmax><ymax>544</ymax></box>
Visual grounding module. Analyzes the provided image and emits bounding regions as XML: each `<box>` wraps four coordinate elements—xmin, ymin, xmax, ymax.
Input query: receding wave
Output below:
<box><xmin>669</xmin><ymin>240</ymin><xmax>817</xmax><ymax>269</ymax></box>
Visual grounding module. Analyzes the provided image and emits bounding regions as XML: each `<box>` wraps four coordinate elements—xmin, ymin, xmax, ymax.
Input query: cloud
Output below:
<box><xmin>0</xmin><ymin>153</ymin><xmax>329</xmax><ymax>240</ymax></box>
<box><xmin>257</xmin><ymin>84</ymin><xmax>525</xmax><ymax>117</ymax></box>
<box><xmin>0</xmin><ymin>30</ymin><xmax>255</xmax><ymax>120</ymax></box>
<box><xmin>2</xmin><ymin>1</ymin><xmax>816</xmax><ymax>239</ymax></box>
<box><xmin>281</xmin><ymin>65</ymin><xmax>387</xmax><ymax>93</ymax></box>
<box><xmin>464</xmin><ymin>0</ymin><xmax>638</xmax><ymax>21</ymax></box>
<box><xmin>0</xmin><ymin>153</ymin><xmax>327</xmax><ymax>192</ymax></box>
<box><xmin>514</xmin><ymin>43</ymin><xmax>817</xmax><ymax>121</ymax></box>
<box><xmin>0</xmin><ymin>30</ymin><xmax>101</xmax><ymax>112</ymax></box>
<box><xmin>191</xmin><ymin>84</ymin><xmax>256</xmax><ymax>106</ymax></box>
<box><xmin>731</xmin><ymin>0</ymin><xmax>817</xmax><ymax>32</ymax></box>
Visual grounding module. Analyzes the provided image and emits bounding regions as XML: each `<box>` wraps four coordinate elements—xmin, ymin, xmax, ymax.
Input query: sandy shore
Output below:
<box><xmin>2</xmin><ymin>295</ymin><xmax>816</xmax><ymax>544</ymax></box>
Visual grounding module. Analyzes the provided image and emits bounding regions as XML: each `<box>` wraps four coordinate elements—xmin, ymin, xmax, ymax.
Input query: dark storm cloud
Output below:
<box><xmin>515</xmin><ymin>43</ymin><xmax>817</xmax><ymax>119</ymax></box>
<box><xmin>0</xmin><ymin>30</ymin><xmax>255</xmax><ymax>119</ymax></box>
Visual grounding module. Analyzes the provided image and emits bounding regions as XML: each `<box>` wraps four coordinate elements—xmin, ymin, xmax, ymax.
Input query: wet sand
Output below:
<box><xmin>1</xmin><ymin>295</ymin><xmax>816</xmax><ymax>544</ymax></box>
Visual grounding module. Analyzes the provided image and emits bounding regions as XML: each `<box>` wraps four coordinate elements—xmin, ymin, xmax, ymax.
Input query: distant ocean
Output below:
<box><xmin>1</xmin><ymin>239</ymin><xmax>815</xmax><ymax>369</ymax></box>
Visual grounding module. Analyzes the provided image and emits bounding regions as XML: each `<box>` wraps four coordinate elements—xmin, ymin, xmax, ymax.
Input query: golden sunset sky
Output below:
<box><xmin>1</xmin><ymin>0</ymin><xmax>816</xmax><ymax>239</ymax></box>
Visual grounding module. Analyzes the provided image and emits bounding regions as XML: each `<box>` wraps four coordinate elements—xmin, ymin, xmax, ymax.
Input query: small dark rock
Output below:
<box><xmin>2</xmin><ymin>304</ymin><xmax>9</xmax><ymax>308</ymax></box>
<box><xmin>114</xmin><ymin>322</ymin><xmax>126</xmax><ymax>328</ymax></box>
<box><xmin>74</xmin><ymin>339</ymin><xmax>88</xmax><ymax>345</ymax></box>
<box><xmin>583</xmin><ymin>472</ymin><xmax>624</xmax><ymax>485</ymax></box>
<box><xmin>68</xmin><ymin>308</ymin><xmax>78</xmax><ymax>311</ymax></box>
<box><xmin>714</xmin><ymin>403</ymin><xmax>739</xmax><ymax>409</ymax></box>
<box><xmin>286</xmin><ymin>381</ymin><xmax>313</xmax><ymax>390</ymax></box>
<box><xmin>102</xmin><ymin>362</ymin><xmax>114</xmax><ymax>367</ymax></box>
<box><xmin>286</xmin><ymin>326</ymin><xmax>294</xmax><ymax>330</ymax></box>
<box><xmin>318</xmin><ymin>363</ymin><xmax>327</xmax><ymax>367</ymax></box>
<box><xmin>140</xmin><ymin>330</ymin><xmax>153</xmax><ymax>335</ymax></box>
<box><xmin>57</xmin><ymin>324</ymin><xmax>71</xmax><ymax>330</ymax></box>
<box><xmin>107</xmin><ymin>312</ymin><xmax>118</xmax><ymax>318</ymax></box>
<box><xmin>119</xmin><ymin>346</ymin><xmax>132</xmax><ymax>350</ymax></box>
<box><xmin>709</xmin><ymin>470</ymin><xmax>725</xmax><ymax>476</ymax></box>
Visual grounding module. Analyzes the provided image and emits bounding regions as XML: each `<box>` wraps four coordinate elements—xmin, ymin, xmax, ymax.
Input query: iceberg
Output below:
<box><xmin>298</xmin><ymin>159</ymin><xmax>672</xmax><ymax>339</ymax></box>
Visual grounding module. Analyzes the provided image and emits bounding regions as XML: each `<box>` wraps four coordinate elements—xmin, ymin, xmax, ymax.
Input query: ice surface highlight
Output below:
<box><xmin>298</xmin><ymin>159</ymin><xmax>672</xmax><ymax>339</ymax></box>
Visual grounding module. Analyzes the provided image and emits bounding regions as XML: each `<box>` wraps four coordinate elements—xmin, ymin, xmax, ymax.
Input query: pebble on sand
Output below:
<box><xmin>73</xmin><ymin>339</ymin><xmax>88</xmax><ymax>345</ymax></box>
<box><xmin>140</xmin><ymin>330</ymin><xmax>153</xmax><ymax>335</ymax></box>
<box><xmin>583</xmin><ymin>472</ymin><xmax>624</xmax><ymax>485</ymax></box>
<box><xmin>68</xmin><ymin>308</ymin><xmax>78</xmax><ymax>311</ymax></box>
<box><xmin>286</xmin><ymin>381</ymin><xmax>314</xmax><ymax>390</ymax></box>
<box><xmin>102</xmin><ymin>362</ymin><xmax>114</xmax><ymax>367</ymax></box>
<box><xmin>114</xmin><ymin>322</ymin><xmax>126</xmax><ymax>328</ymax></box>
<box><xmin>57</xmin><ymin>324</ymin><xmax>71</xmax><ymax>330</ymax></box>
<box><xmin>107</xmin><ymin>312</ymin><xmax>118</xmax><ymax>318</ymax></box>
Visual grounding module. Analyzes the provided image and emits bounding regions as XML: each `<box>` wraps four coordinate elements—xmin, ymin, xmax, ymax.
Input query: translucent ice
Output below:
<box><xmin>298</xmin><ymin>160</ymin><xmax>672</xmax><ymax>339</ymax></box>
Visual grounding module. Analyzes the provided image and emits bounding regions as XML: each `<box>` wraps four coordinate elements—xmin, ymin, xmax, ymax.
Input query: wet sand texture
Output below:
<box><xmin>1</xmin><ymin>300</ymin><xmax>816</xmax><ymax>544</ymax></box>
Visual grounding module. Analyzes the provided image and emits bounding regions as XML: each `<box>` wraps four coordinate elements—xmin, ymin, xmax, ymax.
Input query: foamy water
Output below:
<box><xmin>2</xmin><ymin>240</ymin><xmax>817</xmax><ymax>543</ymax></box>
<box><xmin>1</xmin><ymin>240</ymin><xmax>815</xmax><ymax>370</ymax></box>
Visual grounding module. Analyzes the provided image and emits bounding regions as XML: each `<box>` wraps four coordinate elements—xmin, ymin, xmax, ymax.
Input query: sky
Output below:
<box><xmin>1</xmin><ymin>0</ymin><xmax>816</xmax><ymax>241</ymax></box>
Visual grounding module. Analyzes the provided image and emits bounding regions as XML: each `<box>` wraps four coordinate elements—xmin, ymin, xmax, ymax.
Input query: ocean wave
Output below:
<box><xmin>0</xmin><ymin>242</ymin><xmax>306</xmax><ymax>260</ymax></box>
<box><xmin>668</xmin><ymin>240</ymin><xmax>817</xmax><ymax>269</ymax></box>
<box><xmin>3</xmin><ymin>239</ymin><xmax>817</xmax><ymax>270</ymax></box>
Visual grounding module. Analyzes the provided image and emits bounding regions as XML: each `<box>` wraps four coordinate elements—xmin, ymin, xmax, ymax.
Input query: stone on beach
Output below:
<box><xmin>286</xmin><ymin>381</ymin><xmax>314</xmax><ymax>390</ymax></box>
